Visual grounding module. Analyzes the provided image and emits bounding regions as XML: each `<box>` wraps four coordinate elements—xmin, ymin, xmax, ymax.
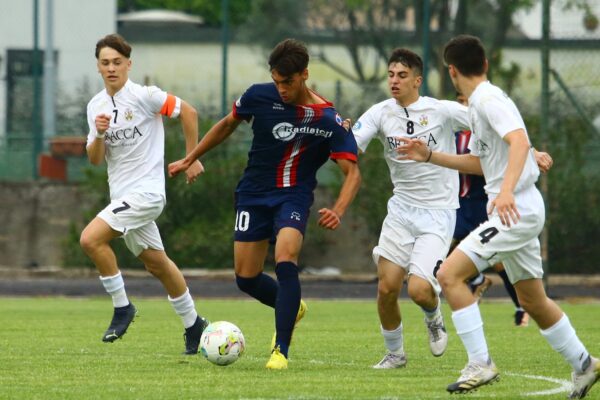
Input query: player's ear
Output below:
<box><xmin>483</xmin><ymin>58</ymin><xmax>489</xmax><ymax>74</ymax></box>
<box><xmin>127</xmin><ymin>59</ymin><xmax>132</xmax><ymax>71</ymax></box>
<box><xmin>301</xmin><ymin>68</ymin><xmax>308</xmax><ymax>81</ymax></box>
<box><xmin>414</xmin><ymin>74</ymin><xmax>423</xmax><ymax>89</ymax></box>
<box><xmin>448</xmin><ymin>64</ymin><xmax>457</xmax><ymax>79</ymax></box>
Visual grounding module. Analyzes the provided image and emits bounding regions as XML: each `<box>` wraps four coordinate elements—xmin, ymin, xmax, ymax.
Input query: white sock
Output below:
<box><xmin>422</xmin><ymin>298</ymin><xmax>441</xmax><ymax>320</ymax></box>
<box><xmin>168</xmin><ymin>288</ymin><xmax>198</xmax><ymax>329</ymax></box>
<box><xmin>381</xmin><ymin>323</ymin><xmax>404</xmax><ymax>354</ymax></box>
<box><xmin>540</xmin><ymin>314</ymin><xmax>590</xmax><ymax>373</ymax></box>
<box><xmin>99</xmin><ymin>272</ymin><xmax>129</xmax><ymax>308</ymax></box>
<box><xmin>452</xmin><ymin>301</ymin><xmax>490</xmax><ymax>365</ymax></box>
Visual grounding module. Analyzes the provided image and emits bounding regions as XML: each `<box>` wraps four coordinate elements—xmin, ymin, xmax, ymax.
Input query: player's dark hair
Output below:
<box><xmin>388</xmin><ymin>48</ymin><xmax>423</xmax><ymax>76</ymax></box>
<box><xmin>443</xmin><ymin>35</ymin><xmax>486</xmax><ymax>76</ymax></box>
<box><xmin>95</xmin><ymin>34</ymin><xmax>132</xmax><ymax>59</ymax></box>
<box><xmin>268</xmin><ymin>39</ymin><xmax>309</xmax><ymax>77</ymax></box>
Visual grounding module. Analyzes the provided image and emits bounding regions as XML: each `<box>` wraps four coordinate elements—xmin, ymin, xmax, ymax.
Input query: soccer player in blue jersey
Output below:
<box><xmin>169</xmin><ymin>38</ymin><xmax>361</xmax><ymax>369</ymax></box>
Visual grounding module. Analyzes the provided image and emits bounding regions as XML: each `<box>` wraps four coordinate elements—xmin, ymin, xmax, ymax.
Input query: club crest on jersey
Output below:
<box><xmin>353</xmin><ymin>121</ymin><xmax>362</xmax><ymax>131</ymax></box>
<box><xmin>272</xmin><ymin>122</ymin><xmax>333</xmax><ymax>142</ymax></box>
<box><xmin>419</xmin><ymin>115</ymin><xmax>429</xmax><ymax>126</ymax></box>
<box><xmin>124</xmin><ymin>109</ymin><xmax>134</xmax><ymax>121</ymax></box>
<box><xmin>335</xmin><ymin>113</ymin><xmax>343</xmax><ymax>126</ymax></box>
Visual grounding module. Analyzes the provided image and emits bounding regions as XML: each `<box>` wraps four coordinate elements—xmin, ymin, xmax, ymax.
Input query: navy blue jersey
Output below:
<box><xmin>455</xmin><ymin>130</ymin><xmax>487</xmax><ymax>201</ymax></box>
<box><xmin>454</xmin><ymin>130</ymin><xmax>488</xmax><ymax>240</ymax></box>
<box><xmin>232</xmin><ymin>83</ymin><xmax>357</xmax><ymax>203</ymax></box>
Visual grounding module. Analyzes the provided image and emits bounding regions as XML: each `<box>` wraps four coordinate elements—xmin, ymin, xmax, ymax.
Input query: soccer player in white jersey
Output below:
<box><xmin>80</xmin><ymin>34</ymin><xmax>210</xmax><ymax>355</ymax></box>
<box><xmin>352</xmin><ymin>48</ymin><xmax>470</xmax><ymax>369</ymax></box>
<box><xmin>398</xmin><ymin>35</ymin><xmax>599</xmax><ymax>398</ymax></box>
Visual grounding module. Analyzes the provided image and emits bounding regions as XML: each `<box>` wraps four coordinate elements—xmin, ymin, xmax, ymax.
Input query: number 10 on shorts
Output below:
<box><xmin>235</xmin><ymin>211</ymin><xmax>250</xmax><ymax>232</ymax></box>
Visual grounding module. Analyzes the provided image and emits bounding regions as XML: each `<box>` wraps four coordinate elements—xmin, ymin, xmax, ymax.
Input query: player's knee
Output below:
<box><xmin>79</xmin><ymin>231</ymin><xmax>96</xmax><ymax>255</ymax></box>
<box><xmin>436</xmin><ymin>267</ymin><xmax>456</xmax><ymax>290</ymax></box>
<box><xmin>235</xmin><ymin>274</ymin><xmax>259</xmax><ymax>294</ymax></box>
<box><xmin>407</xmin><ymin>283</ymin><xmax>433</xmax><ymax>305</ymax></box>
<box><xmin>377</xmin><ymin>281</ymin><xmax>400</xmax><ymax>300</ymax></box>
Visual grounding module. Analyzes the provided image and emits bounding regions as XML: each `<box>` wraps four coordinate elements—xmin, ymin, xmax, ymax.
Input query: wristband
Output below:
<box><xmin>425</xmin><ymin>149</ymin><xmax>433</xmax><ymax>162</ymax></box>
<box><xmin>95</xmin><ymin>131</ymin><xmax>106</xmax><ymax>139</ymax></box>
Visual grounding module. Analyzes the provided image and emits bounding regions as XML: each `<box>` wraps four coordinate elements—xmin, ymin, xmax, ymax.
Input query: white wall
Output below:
<box><xmin>0</xmin><ymin>0</ymin><xmax>117</xmax><ymax>137</ymax></box>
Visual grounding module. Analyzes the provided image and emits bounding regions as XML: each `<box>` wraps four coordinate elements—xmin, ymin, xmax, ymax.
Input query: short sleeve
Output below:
<box><xmin>232</xmin><ymin>85</ymin><xmax>257</xmax><ymax>121</ymax></box>
<box><xmin>141</xmin><ymin>85</ymin><xmax>181</xmax><ymax>119</ymax></box>
<box><xmin>481</xmin><ymin>95</ymin><xmax>524</xmax><ymax>138</ymax></box>
<box><xmin>86</xmin><ymin>101</ymin><xmax>99</xmax><ymax>146</ymax></box>
<box><xmin>441</xmin><ymin>100</ymin><xmax>470</xmax><ymax>133</ymax></box>
<box><xmin>329</xmin><ymin>122</ymin><xmax>358</xmax><ymax>162</ymax></box>
<box><xmin>352</xmin><ymin>104</ymin><xmax>381</xmax><ymax>152</ymax></box>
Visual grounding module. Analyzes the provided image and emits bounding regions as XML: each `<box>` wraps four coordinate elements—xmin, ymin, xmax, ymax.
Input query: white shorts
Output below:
<box><xmin>98</xmin><ymin>192</ymin><xmax>166</xmax><ymax>257</ymax></box>
<box><xmin>457</xmin><ymin>185</ymin><xmax>545</xmax><ymax>284</ymax></box>
<box><xmin>372</xmin><ymin>196</ymin><xmax>456</xmax><ymax>295</ymax></box>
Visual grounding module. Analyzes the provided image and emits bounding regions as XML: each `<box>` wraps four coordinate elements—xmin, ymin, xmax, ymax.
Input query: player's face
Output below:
<box><xmin>97</xmin><ymin>47</ymin><xmax>131</xmax><ymax>95</ymax></box>
<box><xmin>387</xmin><ymin>62</ymin><xmax>422</xmax><ymax>105</ymax></box>
<box><xmin>271</xmin><ymin>69</ymin><xmax>308</xmax><ymax>104</ymax></box>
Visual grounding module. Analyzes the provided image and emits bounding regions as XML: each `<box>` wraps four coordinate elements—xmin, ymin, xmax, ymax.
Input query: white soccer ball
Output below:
<box><xmin>200</xmin><ymin>321</ymin><xmax>245</xmax><ymax>366</ymax></box>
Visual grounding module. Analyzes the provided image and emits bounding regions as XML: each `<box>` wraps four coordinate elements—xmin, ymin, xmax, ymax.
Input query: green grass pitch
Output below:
<box><xmin>1</xmin><ymin>297</ymin><xmax>598</xmax><ymax>399</ymax></box>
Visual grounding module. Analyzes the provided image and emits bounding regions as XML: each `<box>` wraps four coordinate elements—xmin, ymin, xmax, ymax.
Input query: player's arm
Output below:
<box><xmin>491</xmin><ymin>128</ymin><xmax>530</xmax><ymax>227</ymax></box>
<box><xmin>178</xmin><ymin>100</ymin><xmax>204</xmax><ymax>184</ymax></box>
<box><xmin>396</xmin><ymin>137</ymin><xmax>483</xmax><ymax>175</ymax></box>
<box><xmin>318</xmin><ymin>159</ymin><xmax>361</xmax><ymax>230</ymax></box>
<box><xmin>168</xmin><ymin>112</ymin><xmax>242</xmax><ymax>177</ymax></box>
<box><xmin>86</xmin><ymin>114</ymin><xmax>110</xmax><ymax>165</ymax></box>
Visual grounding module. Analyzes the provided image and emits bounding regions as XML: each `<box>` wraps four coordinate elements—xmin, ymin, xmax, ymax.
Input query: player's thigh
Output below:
<box><xmin>437</xmin><ymin>248</ymin><xmax>479</xmax><ymax>284</ymax></box>
<box><xmin>233</xmin><ymin>204</ymin><xmax>274</xmax><ymax>242</ymax></box>
<box><xmin>124</xmin><ymin>221</ymin><xmax>164</xmax><ymax>257</ymax></box>
<box><xmin>500</xmin><ymin>238</ymin><xmax>543</xmax><ymax>284</ymax></box>
<box><xmin>458</xmin><ymin>213</ymin><xmax>542</xmax><ymax>273</ymax></box>
<box><xmin>98</xmin><ymin>193</ymin><xmax>164</xmax><ymax>235</ymax></box>
<box><xmin>409</xmin><ymin>233</ymin><xmax>451</xmax><ymax>296</ymax></box>
<box><xmin>80</xmin><ymin>216</ymin><xmax>122</xmax><ymax>247</ymax></box>
<box><xmin>376</xmin><ymin>256</ymin><xmax>406</xmax><ymax>294</ymax></box>
<box><xmin>234</xmin><ymin>240</ymin><xmax>270</xmax><ymax>277</ymax></box>
<box><xmin>372</xmin><ymin>213</ymin><xmax>413</xmax><ymax>270</ymax></box>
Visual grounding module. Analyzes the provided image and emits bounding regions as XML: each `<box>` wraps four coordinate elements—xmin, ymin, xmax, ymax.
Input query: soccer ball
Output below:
<box><xmin>200</xmin><ymin>321</ymin><xmax>245</xmax><ymax>366</ymax></box>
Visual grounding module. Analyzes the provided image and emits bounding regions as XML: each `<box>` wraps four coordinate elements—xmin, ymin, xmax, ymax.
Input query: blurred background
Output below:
<box><xmin>0</xmin><ymin>0</ymin><xmax>599</xmax><ymax>279</ymax></box>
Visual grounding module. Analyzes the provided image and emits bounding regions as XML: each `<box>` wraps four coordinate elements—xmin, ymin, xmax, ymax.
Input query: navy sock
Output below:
<box><xmin>497</xmin><ymin>269</ymin><xmax>520</xmax><ymax>308</ymax></box>
<box><xmin>235</xmin><ymin>273</ymin><xmax>278</xmax><ymax>308</ymax></box>
<box><xmin>274</xmin><ymin>261</ymin><xmax>301</xmax><ymax>358</ymax></box>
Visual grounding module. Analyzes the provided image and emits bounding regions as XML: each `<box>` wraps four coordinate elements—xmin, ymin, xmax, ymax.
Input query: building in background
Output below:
<box><xmin>0</xmin><ymin>0</ymin><xmax>116</xmax><ymax>139</ymax></box>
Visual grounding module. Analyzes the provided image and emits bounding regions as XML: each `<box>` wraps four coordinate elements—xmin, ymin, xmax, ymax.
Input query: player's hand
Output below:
<box><xmin>534</xmin><ymin>150</ymin><xmax>553</xmax><ymax>173</ymax></box>
<box><xmin>184</xmin><ymin>160</ymin><xmax>205</xmax><ymax>184</ymax></box>
<box><xmin>342</xmin><ymin>118</ymin><xmax>352</xmax><ymax>131</ymax></box>
<box><xmin>318</xmin><ymin>208</ymin><xmax>341</xmax><ymax>230</ymax></box>
<box><xmin>489</xmin><ymin>191</ymin><xmax>520</xmax><ymax>227</ymax></box>
<box><xmin>396</xmin><ymin>137</ymin><xmax>429</xmax><ymax>162</ymax></box>
<box><xmin>95</xmin><ymin>114</ymin><xmax>111</xmax><ymax>134</ymax></box>
<box><xmin>168</xmin><ymin>158</ymin><xmax>192</xmax><ymax>178</ymax></box>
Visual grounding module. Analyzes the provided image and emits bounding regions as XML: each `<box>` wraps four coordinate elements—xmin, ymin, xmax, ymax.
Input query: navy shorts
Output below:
<box><xmin>234</xmin><ymin>194</ymin><xmax>312</xmax><ymax>242</ymax></box>
<box><xmin>454</xmin><ymin>197</ymin><xmax>488</xmax><ymax>241</ymax></box>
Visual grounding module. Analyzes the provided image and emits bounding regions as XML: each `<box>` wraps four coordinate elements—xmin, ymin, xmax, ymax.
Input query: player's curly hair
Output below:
<box><xmin>387</xmin><ymin>48</ymin><xmax>423</xmax><ymax>76</ymax></box>
<box><xmin>268</xmin><ymin>39</ymin><xmax>309</xmax><ymax>77</ymax></box>
<box><xmin>443</xmin><ymin>35</ymin><xmax>486</xmax><ymax>77</ymax></box>
<box><xmin>95</xmin><ymin>34</ymin><xmax>132</xmax><ymax>59</ymax></box>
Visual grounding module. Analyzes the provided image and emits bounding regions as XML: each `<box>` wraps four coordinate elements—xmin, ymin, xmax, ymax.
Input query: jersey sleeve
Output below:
<box><xmin>329</xmin><ymin>121</ymin><xmax>358</xmax><ymax>162</ymax></box>
<box><xmin>232</xmin><ymin>85</ymin><xmax>257</xmax><ymax>121</ymax></box>
<box><xmin>481</xmin><ymin>95</ymin><xmax>525</xmax><ymax>138</ymax></box>
<box><xmin>352</xmin><ymin>104</ymin><xmax>380</xmax><ymax>152</ymax></box>
<box><xmin>86</xmin><ymin>100</ymin><xmax>100</xmax><ymax>147</ymax></box>
<box><xmin>440</xmin><ymin>100</ymin><xmax>470</xmax><ymax>133</ymax></box>
<box><xmin>141</xmin><ymin>85</ymin><xmax>182</xmax><ymax>119</ymax></box>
